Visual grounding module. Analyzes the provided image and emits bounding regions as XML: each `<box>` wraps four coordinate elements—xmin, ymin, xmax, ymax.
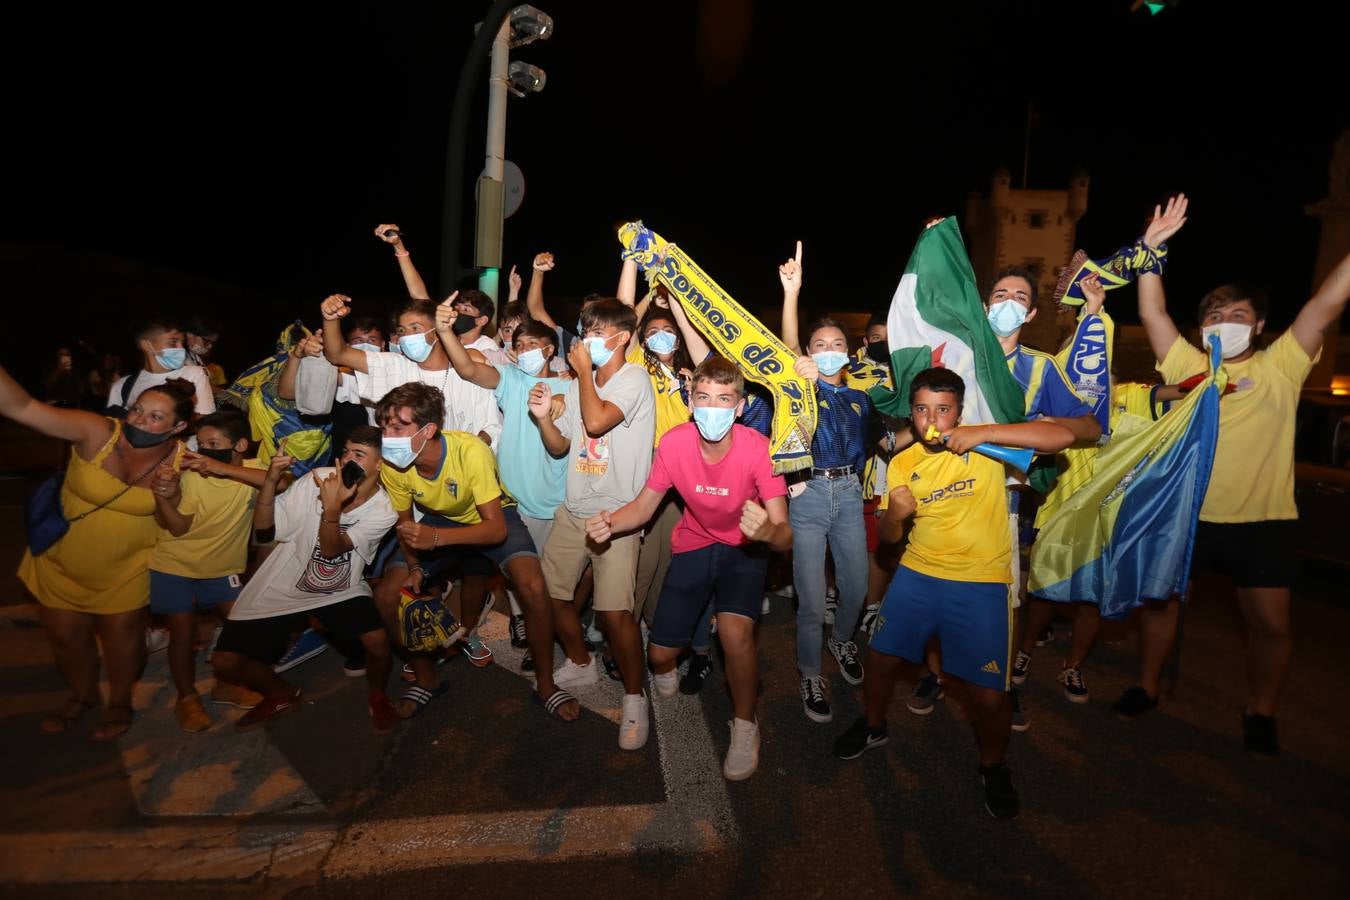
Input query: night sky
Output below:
<box><xmin>3</xmin><ymin>1</ymin><xmax>1345</xmax><ymax>386</ymax></box>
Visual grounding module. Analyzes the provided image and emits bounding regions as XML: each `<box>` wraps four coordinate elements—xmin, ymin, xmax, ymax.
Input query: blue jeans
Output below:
<box><xmin>790</xmin><ymin>476</ymin><xmax>867</xmax><ymax>677</ymax></box>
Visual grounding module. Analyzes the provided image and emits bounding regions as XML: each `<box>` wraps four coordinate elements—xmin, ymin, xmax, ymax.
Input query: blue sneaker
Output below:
<box><xmin>272</xmin><ymin>628</ymin><xmax>328</xmax><ymax>673</ymax></box>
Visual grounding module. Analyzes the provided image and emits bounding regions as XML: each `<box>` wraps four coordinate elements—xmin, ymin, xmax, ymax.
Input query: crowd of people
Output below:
<box><xmin>4</xmin><ymin>201</ymin><xmax>1348</xmax><ymax>820</ymax></box>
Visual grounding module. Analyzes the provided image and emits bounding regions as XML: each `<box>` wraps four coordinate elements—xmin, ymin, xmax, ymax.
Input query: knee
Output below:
<box><xmin>647</xmin><ymin>644</ymin><xmax>679</xmax><ymax>669</ymax></box>
<box><xmin>359</xmin><ymin>629</ymin><xmax>390</xmax><ymax>658</ymax></box>
<box><xmin>210</xmin><ymin>651</ymin><xmax>242</xmax><ymax>680</ymax></box>
<box><xmin>716</xmin><ymin>619</ymin><xmax>754</xmax><ymax>653</ymax></box>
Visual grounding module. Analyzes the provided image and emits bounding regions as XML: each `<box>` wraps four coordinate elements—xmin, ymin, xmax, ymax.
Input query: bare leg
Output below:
<box><xmin>863</xmin><ymin>651</ymin><xmax>911</xmax><ymax>728</ymax></box>
<box><xmin>165</xmin><ymin>611</ymin><xmax>199</xmax><ymax>700</ymax></box>
<box><xmin>1065</xmin><ymin>602</ymin><xmax>1101</xmax><ymax>669</ymax></box>
<box><xmin>506</xmin><ymin>557</ymin><xmax>579</xmax><ymax>720</ymax></box>
<box><xmin>1236</xmin><ymin>586</ymin><xmax>1292</xmax><ymax>717</ymax></box>
<box><xmin>1137</xmin><ymin>597</ymin><xmax>1181</xmax><ymax>698</ymax></box>
<box><xmin>717</xmin><ymin>613</ymin><xmax>758</xmax><ymax>722</ymax></box>
<box><xmin>38</xmin><ymin>606</ymin><xmax>101</xmax><ymax>732</ymax></box>
<box><xmin>1019</xmin><ymin>598</ymin><xmax>1057</xmax><ymax>657</ymax></box>
<box><xmin>600</xmin><ymin>609</ymin><xmax>645</xmax><ymax>696</ymax></box>
<box><xmin>210</xmin><ymin>650</ymin><xmax>294</xmax><ymax>699</ymax></box>
<box><xmin>957</xmin><ymin>679</ymin><xmax>1012</xmax><ymax>767</ymax></box>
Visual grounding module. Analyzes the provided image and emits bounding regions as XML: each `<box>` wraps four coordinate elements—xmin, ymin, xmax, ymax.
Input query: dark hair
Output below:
<box><xmin>514</xmin><ymin>319</ymin><xmax>557</xmax><ymax>351</ymax></box>
<box><xmin>195</xmin><ymin>409</ymin><xmax>250</xmax><ymax>444</ymax></box>
<box><xmin>394</xmin><ymin>299</ymin><xmax>438</xmax><ymax>326</ymax></box>
<box><xmin>579</xmin><ymin>298</ymin><xmax>638</xmax><ymax>337</ymax></box>
<box><xmin>375</xmin><ymin>382</ymin><xmax>443</xmax><ymax>430</ymax></box>
<box><xmin>344</xmin><ymin>316</ymin><xmax>385</xmax><ymax>342</ymax></box>
<box><xmin>457</xmin><ymin>289</ymin><xmax>495</xmax><ymax>324</ymax></box>
<box><xmin>346</xmin><ymin>424</ymin><xmax>383</xmax><ymax>453</ymax></box>
<box><xmin>988</xmin><ymin>266</ymin><xmax>1038</xmax><ymax>307</ymax></box>
<box><xmin>638</xmin><ymin>307</ymin><xmax>692</xmax><ymax>389</ymax></box>
<box><xmin>865</xmin><ymin>311</ymin><xmax>888</xmax><ymax>332</ymax></box>
<box><xmin>909</xmin><ymin>367</ymin><xmax>965</xmax><ymax>408</ymax></box>
<box><xmin>1197</xmin><ymin>283</ymin><xmax>1267</xmax><ymax>324</ymax></box>
<box><xmin>805</xmin><ymin>316</ymin><xmax>848</xmax><ymax>349</ymax></box>
<box><xmin>184</xmin><ymin>316</ymin><xmax>221</xmax><ymax>341</ymax></box>
<box><xmin>138</xmin><ymin>377</ymin><xmax>196</xmax><ymax>424</ymax></box>
<box><xmin>691</xmin><ymin>356</ymin><xmax>745</xmax><ymax>397</ymax></box>
<box><xmin>133</xmin><ymin>317</ymin><xmax>181</xmax><ymax>343</ymax></box>
<box><xmin>499</xmin><ymin>301</ymin><xmax>526</xmax><ymax>326</ymax></box>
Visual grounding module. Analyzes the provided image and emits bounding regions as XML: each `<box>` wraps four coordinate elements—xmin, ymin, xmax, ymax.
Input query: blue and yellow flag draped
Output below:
<box><xmin>1028</xmin><ymin>337</ymin><xmax>1226</xmax><ymax>619</ymax></box>
<box><xmin>618</xmin><ymin>222</ymin><xmax>816</xmax><ymax>474</ymax></box>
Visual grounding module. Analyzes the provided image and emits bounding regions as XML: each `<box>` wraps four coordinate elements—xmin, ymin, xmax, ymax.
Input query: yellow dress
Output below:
<box><xmin>18</xmin><ymin>420</ymin><xmax>172</xmax><ymax>614</ymax></box>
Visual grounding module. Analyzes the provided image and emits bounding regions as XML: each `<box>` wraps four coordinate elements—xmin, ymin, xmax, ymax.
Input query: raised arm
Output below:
<box><xmin>434</xmin><ymin>292</ymin><xmax>501</xmax><ymax>389</ymax></box>
<box><xmin>252</xmin><ymin>448</ymin><xmax>294</xmax><ymax>542</ymax></box>
<box><xmin>566</xmin><ymin>342</ymin><xmax>627</xmax><ymax>436</ymax></box>
<box><xmin>277</xmin><ymin>332</ymin><xmax>324</xmax><ymax>400</ymax></box>
<box><xmin>779</xmin><ymin>241</ymin><xmax>804</xmax><ymax>354</ymax></box>
<box><xmin>319</xmin><ymin>294</ymin><xmax>369</xmax><ymax>373</ymax></box>
<box><xmin>944</xmin><ymin>419</ymin><xmax>1076</xmax><ymax>456</ymax></box>
<box><xmin>1291</xmin><ymin>250</ymin><xmax>1350</xmax><ymax>358</ymax></box>
<box><xmin>667</xmin><ymin>291</ymin><xmax>712</xmax><ymax>362</ymax></box>
<box><xmin>525</xmin><ymin>252</ymin><xmax>558</xmax><ymax>330</ymax></box>
<box><xmin>528</xmin><ymin>382</ymin><xmax>570</xmax><ymax>457</ymax></box>
<box><xmin>375</xmin><ymin>224</ymin><xmax>430</xmax><ymax>300</ymax></box>
<box><xmin>179</xmin><ymin>452</ymin><xmax>270</xmax><ymax>489</ymax></box>
<box><xmin>1138</xmin><ymin>195</ymin><xmax>1189</xmax><ymax>363</ymax></box>
<box><xmin>0</xmin><ymin>360</ymin><xmax>110</xmax><ymax>454</ymax></box>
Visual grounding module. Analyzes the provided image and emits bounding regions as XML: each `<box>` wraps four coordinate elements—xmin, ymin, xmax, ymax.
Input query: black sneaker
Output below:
<box><xmin>1242</xmin><ymin>711</ymin><xmax>1279</xmax><ymax>758</ymax></box>
<box><xmin>520</xmin><ymin>649</ymin><xmax>535</xmax><ymax>674</ymax></box>
<box><xmin>509</xmin><ymin>614</ymin><xmax>528</xmax><ymax>649</ymax></box>
<box><xmin>800</xmin><ymin>675</ymin><xmax>833</xmax><ymax>723</ymax></box>
<box><xmin>860</xmin><ymin>604</ymin><xmax>881</xmax><ymax>638</ymax></box>
<box><xmin>834</xmin><ymin>716</ymin><xmax>888</xmax><ymax>759</ymax></box>
<box><xmin>1010</xmin><ymin>687</ymin><xmax>1030</xmax><ymax>732</ymax></box>
<box><xmin>1058</xmin><ymin>666</ymin><xmax>1089</xmax><ymax>703</ymax></box>
<box><xmin>828</xmin><ymin>638</ymin><xmax>864</xmax><ymax>685</ymax></box>
<box><xmin>680</xmin><ymin>653</ymin><xmax>713</xmax><ymax>695</ymax></box>
<box><xmin>979</xmin><ymin>764</ymin><xmax>1021</xmax><ymax>819</ymax></box>
<box><xmin>1011</xmin><ymin>650</ymin><xmax>1032</xmax><ymax>686</ymax></box>
<box><xmin>1112</xmin><ymin>686</ymin><xmax>1158</xmax><ymax>720</ymax></box>
<box><xmin>1035</xmin><ymin>625</ymin><xmax>1055</xmax><ymax>647</ymax></box>
<box><xmin>343</xmin><ymin>656</ymin><xmax>367</xmax><ymax>678</ymax></box>
<box><xmin>906</xmin><ymin>671</ymin><xmax>945</xmax><ymax>716</ymax></box>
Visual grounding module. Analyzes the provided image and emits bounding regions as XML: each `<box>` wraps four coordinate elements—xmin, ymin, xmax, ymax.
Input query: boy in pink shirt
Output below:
<box><xmin>587</xmin><ymin>359</ymin><xmax>791</xmax><ymax>781</ymax></box>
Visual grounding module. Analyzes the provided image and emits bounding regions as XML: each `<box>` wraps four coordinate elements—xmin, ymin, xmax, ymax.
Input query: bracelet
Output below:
<box><xmin>394</xmin><ymin>250</ymin><xmax>410</xmax><ymax>258</ymax></box>
<box><xmin>431</xmin><ymin>527</ymin><xmax>440</xmax><ymax>549</ymax></box>
<box><xmin>322</xmin><ymin>516</ymin><xmax>340</xmax><ymax>525</ymax></box>
<box><xmin>256</xmin><ymin>501</ymin><xmax>274</xmax><ymax>507</ymax></box>
<box><xmin>409</xmin><ymin>564</ymin><xmax>426</xmax><ymax>575</ymax></box>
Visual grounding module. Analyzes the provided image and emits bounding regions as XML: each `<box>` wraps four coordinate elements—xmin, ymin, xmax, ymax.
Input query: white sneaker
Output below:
<box><xmin>761</xmin><ymin>595</ymin><xmax>772</xmax><ymax>616</ymax></box>
<box><xmin>723</xmin><ymin>718</ymin><xmax>760</xmax><ymax>781</ymax></box>
<box><xmin>653</xmin><ymin>669</ymin><xmax>679</xmax><ymax>698</ymax></box>
<box><xmin>146</xmin><ymin>628</ymin><xmax>171</xmax><ymax>654</ymax></box>
<box><xmin>585</xmin><ymin>617</ymin><xmax>604</xmax><ymax>646</ymax></box>
<box><xmin>553</xmin><ymin>653</ymin><xmax>599</xmax><ymax>689</ymax></box>
<box><xmin>619</xmin><ymin>693</ymin><xmax>650</xmax><ymax>750</ymax></box>
<box><xmin>778</xmin><ymin>584</ymin><xmax>796</xmax><ymax>600</ymax></box>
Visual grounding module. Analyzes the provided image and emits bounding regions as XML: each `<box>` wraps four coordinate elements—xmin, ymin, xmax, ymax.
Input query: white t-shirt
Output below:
<box><xmin>335</xmin><ymin>372</ymin><xmax>378</xmax><ymax>425</ymax></box>
<box><xmin>464</xmin><ymin>334</ymin><xmax>510</xmax><ymax>367</ymax></box>
<box><xmin>353</xmin><ymin>350</ymin><xmax>503</xmax><ymax>447</ymax></box>
<box><xmin>108</xmin><ymin>366</ymin><xmax>215</xmax><ymax>415</ymax></box>
<box><xmin>556</xmin><ymin>363</ymin><xmax>656</xmax><ymax>517</ymax></box>
<box><xmin>228</xmin><ymin>469</ymin><xmax>397</xmax><ymax>620</ymax></box>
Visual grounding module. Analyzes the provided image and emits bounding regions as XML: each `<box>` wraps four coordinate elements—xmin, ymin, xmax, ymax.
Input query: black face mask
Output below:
<box><xmin>123</xmin><ymin>422</ymin><xmax>179</xmax><ymax>449</ymax></box>
<box><xmin>865</xmin><ymin>341</ymin><xmax>890</xmax><ymax>363</ymax></box>
<box><xmin>451</xmin><ymin>315</ymin><xmax>478</xmax><ymax>336</ymax></box>
<box><xmin>341</xmin><ymin>459</ymin><xmax>366</xmax><ymax>488</ymax></box>
<box><xmin>197</xmin><ymin>447</ymin><xmax>234</xmax><ymax>464</ymax></box>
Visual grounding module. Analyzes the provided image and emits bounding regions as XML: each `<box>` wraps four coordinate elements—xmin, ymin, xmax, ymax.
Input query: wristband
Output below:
<box><xmin>394</xmin><ymin>250</ymin><xmax>410</xmax><ymax>258</ymax></box>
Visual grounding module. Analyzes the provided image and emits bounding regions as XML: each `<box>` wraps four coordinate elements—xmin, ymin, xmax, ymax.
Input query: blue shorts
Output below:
<box><xmin>149</xmin><ymin>571</ymin><xmax>243</xmax><ymax>616</ymax></box>
<box><xmin>648</xmin><ymin>543</ymin><xmax>766</xmax><ymax>650</ymax></box>
<box><xmin>869</xmin><ymin>565</ymin><xmax>1013</xmax><ymax>692</ymax></box>
<box><xmin>376</xmin><ymin>506</ymin><xmax>538</xmax><ymax>584</ymax></box>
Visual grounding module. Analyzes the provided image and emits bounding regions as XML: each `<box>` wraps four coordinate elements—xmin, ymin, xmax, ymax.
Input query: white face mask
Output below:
<box><xmin>1201</xmin><ymin>322</ymin><xmax>1253</xmax><ymax>359</ymax></box>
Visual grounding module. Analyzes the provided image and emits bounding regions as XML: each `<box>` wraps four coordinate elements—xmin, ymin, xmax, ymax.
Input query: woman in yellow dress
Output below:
<box><xmin>1</xmin><ymin>363</ymin><xmax>191</xmax><ymax>740</ymax></box>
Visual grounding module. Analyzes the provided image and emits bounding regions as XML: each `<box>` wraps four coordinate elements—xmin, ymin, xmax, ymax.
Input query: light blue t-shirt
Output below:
<box><xmin>493</xmin><ymin>364</ymin><xmax>569</xmax><ymax>520</ymax></box>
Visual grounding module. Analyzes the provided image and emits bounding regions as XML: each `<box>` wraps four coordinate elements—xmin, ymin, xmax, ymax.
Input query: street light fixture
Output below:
<box><xmin>506</xmin><ymin>61</ymin><xmax>547</xmax><ymax>98</ymax></box>
<box><xmin>508</xmin><ymin>5</ymin><xmax>553</xmax><ymax>46</ymax></box>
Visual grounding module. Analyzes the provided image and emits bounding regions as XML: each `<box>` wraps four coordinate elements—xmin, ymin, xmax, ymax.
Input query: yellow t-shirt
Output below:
<box><xmin>1110</xmin><ymin>382</ymin><xmax>1165</xmax><ymax>426</ymax></box>
<box><xmin>149</xmin><ymin>458</ymin><xmax>266</xmax><ymax>579</ymax></box>
<box><xmin>1158</xmin><ymin>330</ymin><xmax>1318</xmax><ymax>522</ymax></box>
<box><xmin>627</xmin><ymin>345</ymin><xmax>689</xmax><ymax>447</ymax></box>
<box><xmin>880</xmin><ymin>444</ymin><xmax>1011</xmax><ymax>583</ymax></box>
<box><xmin>379</xmin><ymin>430</ymin><xmax>512</xmax><ymax>523</ymax></box>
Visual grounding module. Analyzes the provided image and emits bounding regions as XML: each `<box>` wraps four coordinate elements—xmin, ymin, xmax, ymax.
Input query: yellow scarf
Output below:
<box><xmin>618</xmin><ymin>222</ymin><xmax>816</xmax><ymax>473</ymax></box>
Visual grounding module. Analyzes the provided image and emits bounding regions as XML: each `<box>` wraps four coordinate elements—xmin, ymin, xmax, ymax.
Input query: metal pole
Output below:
<box><xmin>477</xmin><ymin>17</ymin><xmax>509</xmax><ymax>312</ymax></box>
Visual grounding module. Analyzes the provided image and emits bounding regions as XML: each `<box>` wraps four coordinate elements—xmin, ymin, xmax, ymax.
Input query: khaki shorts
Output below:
<box><xmin>541</xmin><ymin>508</ymin><xmax>641</xmax><ymax>613</ymax></box>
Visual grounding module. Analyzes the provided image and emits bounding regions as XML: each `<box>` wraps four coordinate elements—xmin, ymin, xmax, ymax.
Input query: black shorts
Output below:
<box><xmin>1192</xmin><ymin>520</ymin><xmax>1299</xmax><ymax>589</ymax></box>
<box><xmin>215</xmin><ymin>595</ymin><xmax>385</xmax><ymax>664</ymax></box>
<box><xmin>648</xmin><ymin>543</ymin><xmax>767</xmax><ymax>649</ymax></box>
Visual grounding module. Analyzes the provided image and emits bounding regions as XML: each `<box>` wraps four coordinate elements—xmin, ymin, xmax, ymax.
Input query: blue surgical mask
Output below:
<box><xmin>155</xmin><ymin>347</ymin><xmax>187</xmax><ymax>371</ymax></box>
<box><xmin>645</xmin><ymin>331</ymin><xmax>677</xmax><ymax>355</ymax></box>
<box><xmin>387</xmin><ymin>340</ymin><xmax>403</xmax><ymax>356</ymax></box>
<box><xmin>812</xmin><ymin>351</ymin><xmax>849</xmax><ymax>377</ymax></box>
<box><xmin>351</xmin><ymin>342</ymin><xmax>381</xmax><ymax>354</ymax></box>
<box><xmin>585</xmin><ymin>336</ymin><xmax>616</xmax><ymax>368</ymax></box>
<box><xmin>692</xmin><ymin>406</ymin><xmax>736</xmax><ymax>441</ymax></box>
<box><xmin>381</xmin><ymin>428</ymin><xmax>428</xmax><ymax>469</ymax></box>
<box><xmin>517</xmin><ymin>348</ymin><xmax>547</xmax><ymax>376</ymax></box>
<box><xmin>398</xmin><ymin>333</ymin><xmax>435</xmax><ymax>363</ymax></box>
<box><xmin>987</xmin><ymin>300</ymin><xmax>1028</xmax><ymax>338</ymax></box>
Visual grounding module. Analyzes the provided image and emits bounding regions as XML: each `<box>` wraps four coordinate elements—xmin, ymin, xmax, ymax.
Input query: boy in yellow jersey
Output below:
<box><xmin>149</xmin><ymin>409</ymin><xmax>267</xmax><ymax>732</ymax></box>
<box><xmin>371</xmin><ymin>382</ymin><xmax>581</xmax><ymax>723</ymax></box>
<box><xmin>833</xmin><ymin>368</ymin><xmax>1073</xmax><ymax>820</ymax></box>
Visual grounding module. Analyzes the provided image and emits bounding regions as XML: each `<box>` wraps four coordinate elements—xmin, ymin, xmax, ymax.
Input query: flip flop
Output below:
<box><xmin>89</xmin><ymin>705</ymin><xmax>134</xmax><ymax>742</ymax></box>
<box><xmin>396</xmin><ymin>682</ymin><xmax>449</xmax><ymax>719</ymax></box>
<box><xmin>40</xmin><ymin>697</ymin><xmax>99</xmax><ymax>735</ymax></box>
<box><xmin>533</xmin><ymin>687</ymin><xmax>579</xmax><ymax>721</ymax></box>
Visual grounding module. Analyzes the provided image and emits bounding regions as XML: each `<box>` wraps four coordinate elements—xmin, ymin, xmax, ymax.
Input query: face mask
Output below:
<box><xmin>517</xmin><ymin>348</ymin><xmax>547</xmax><ymax>376</ymax></box>
<box><xmin>340</xmin><ymin>459</ymin><xmax>366</xmax><ymax>488</ymax></box>
<box><xmin>387</xmin><ymin>340</ymin><xmax>404</xmax><ymax>357</ymax></box>
<box><xmin>381</xmin><ymin>428</ymin><xmax>428</xmax><ymax>469</ymax></box>
<box><xmin>986</xmin><ymin>300</ymin><xmax>1028</xmax><ymax>338</ymax></box>
<box><xmin>451</xmin><ymin>315</ymin><xmax>477</xmax><ymax>336</ymax></box>
<box><xmin>351</xmin><ymin>342</ymin><xmax>380</xmax><ymax>354</ymax></box>
<box><xmin>123</xmin><ymin>422</ymin><xmax>178</xmax><ymax>449</ymax></box>
<box><xmin>1201</xmin><ymin>322</ymin><xmax>1253</xmax><ymax>360</ymax></box>
<box><xmin>398</xmin><ymin>333</ymin><xmax>434</xmax><ymax>363</ymax></box>
<box><xmin>155</xmin><ymin>347</ymin><xmax>187</xmax><ymax>371</ymax></box>
<box><xmin>812</xmin><ymin>351</ymin><xmax>849</xmax><ymax>377</ymax></box>
<box><xmin>692</xmin><ymin>406</ymin><xmax>736</xmax><ymax>441</ymax></box>
<box><xmin>189</xmin><ymin>343</ymin><xmax>208</xmax><ymax>357</ymax></box>
<box><xmin>865</xmin><ymin>341</ymin><xmax>890</xmax><ymax>363</ymax></box>
<box><xmin>645</xmin><ymin>331</ymin><xmax>677</xmax><ymax>355</ymax></box>
<box><xmin>585</xmin><ymin>335</ymin><xmax>616</xmax><ymax>368</ymax></box>
<box><xmin>197</xmin><ymin>447</ymin><xmax>234</xmax><ymax>464</ymax></box>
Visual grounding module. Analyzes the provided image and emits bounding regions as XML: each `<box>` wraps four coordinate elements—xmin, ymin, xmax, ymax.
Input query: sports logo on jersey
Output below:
<box><xmin>981</xmin><ymin>659</ymin><xmax>1001</xmax><ymax>674</ymax></box>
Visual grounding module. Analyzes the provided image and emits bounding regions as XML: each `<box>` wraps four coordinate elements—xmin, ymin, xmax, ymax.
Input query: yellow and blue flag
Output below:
<box><xmin>1028</xmin><ymin>337</ymin><xmax>1226</xmax><ymax>619</ymax></box>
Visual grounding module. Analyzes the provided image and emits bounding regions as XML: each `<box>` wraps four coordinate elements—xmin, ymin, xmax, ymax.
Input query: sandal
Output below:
<box><xmin>396</xmin><ymin>682</ymin><xmax>449</xmax><ymax>719</ymax></box>
<box><xmin>533</xmin><ymin>687</ymin><xmax>580</xmax><ymax>721</ymax></box>
<box><xmin>40</xmin><ymin>697</ymin><xmax>99</xmax><ymax>735</ymax></box>
<box><xmin>90</xmin><ymin>705</ymin><xmax>134</xmax><ymax>742</ymax></box>
<box><xmin>603</xmin><ymin>656</ymin><xmax>623</xmax><ymax>682</ymax></box>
